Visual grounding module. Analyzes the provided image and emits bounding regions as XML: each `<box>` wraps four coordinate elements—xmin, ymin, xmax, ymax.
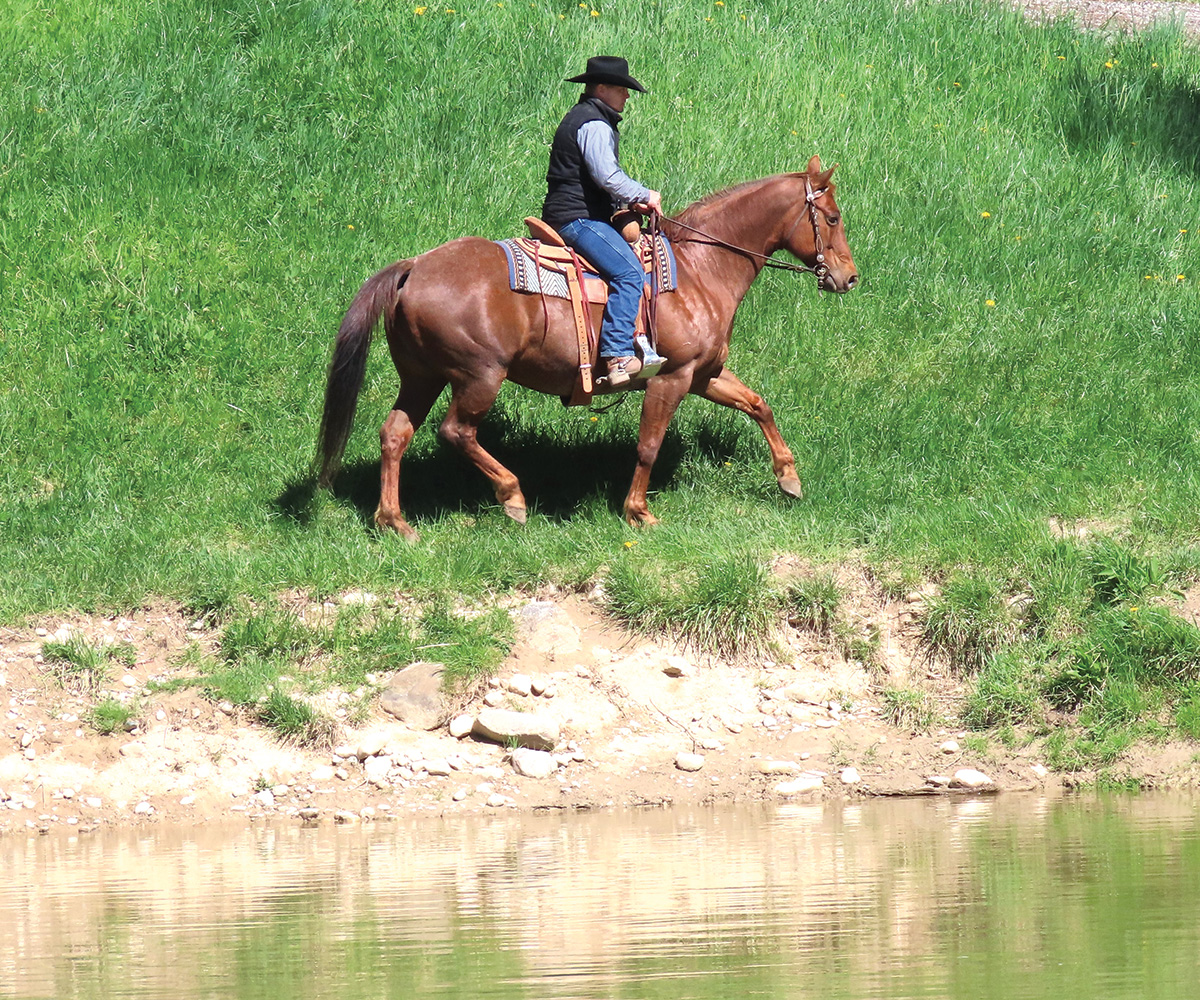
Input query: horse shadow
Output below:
<box><xmin>273</xmin><ymin>410</ymin><xmax>747</xmax><ymax>530</ymax></box>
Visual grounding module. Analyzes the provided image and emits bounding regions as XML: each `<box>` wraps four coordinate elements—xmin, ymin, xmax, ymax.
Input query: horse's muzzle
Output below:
<box><xmin>821</xmin><ymin>270</ymin><xmax>858</xmax><ymax>293</ymax></box>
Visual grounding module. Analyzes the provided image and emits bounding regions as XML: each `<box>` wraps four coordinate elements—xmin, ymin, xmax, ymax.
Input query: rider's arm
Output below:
<box><xmin>576</xmin><ymin>120</ymin><xmax>653</xmax><ymax>207</ymax></box>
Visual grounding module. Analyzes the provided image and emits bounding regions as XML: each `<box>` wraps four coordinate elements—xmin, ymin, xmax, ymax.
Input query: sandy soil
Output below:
<box><xmin>4</xmin><ymin>571</ymin><xmax>1200</xmax><ymax>838</ymax></box>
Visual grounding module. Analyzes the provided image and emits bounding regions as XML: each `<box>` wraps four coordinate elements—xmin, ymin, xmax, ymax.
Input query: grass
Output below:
<box><xmin>5</xmin><ymin>0</ymin><xmax>1200</xmax><ymax>762</ymax></box>
<box><xmin>41</xmin><ymin>637</ymin><xmax>136</xmax><ymax>694</ymax></box>
<box><xmin>88</xmin><ymin>697</ymin><xmax>137</xmax><ymax>736</ymax></box>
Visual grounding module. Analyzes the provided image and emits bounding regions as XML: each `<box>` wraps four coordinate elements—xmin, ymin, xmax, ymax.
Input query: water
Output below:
<box><xmin>3</xmin><ymin>794</ymin><xmax>1200</xmax><ymax>1000</ymax></box>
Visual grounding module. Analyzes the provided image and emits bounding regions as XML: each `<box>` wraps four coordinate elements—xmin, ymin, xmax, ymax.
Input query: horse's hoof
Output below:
<box><xmin>375</xmin><ymin>511</ymin><xmax>420</xmax><ymax>542</ymax></box>
<box><xmin>625</xmin><ymin>510</ymin><xmax>659</xmax><ymax>527</ymax></box>
<box><xmin>779</xmin><ymin>477</ymin><xmax>804</xmax><ymax>499</ymax></box>
<box><xmin>503</xmin><ymin>504</ymin><xmax>528</xmax><ymax>524</ymax></box>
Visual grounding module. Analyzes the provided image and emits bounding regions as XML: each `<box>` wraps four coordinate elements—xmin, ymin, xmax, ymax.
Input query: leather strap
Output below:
<box><xmin>563</xmin><ymin>252</ymin><xmax>594</xmax><ymax>399</ymax></box>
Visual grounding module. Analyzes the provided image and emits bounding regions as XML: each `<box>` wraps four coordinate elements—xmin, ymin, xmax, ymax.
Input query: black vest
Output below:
<box><xmin>541</xmin><ymin>97</ymin><xmax>622</xmax><ymax>230</ymax></box>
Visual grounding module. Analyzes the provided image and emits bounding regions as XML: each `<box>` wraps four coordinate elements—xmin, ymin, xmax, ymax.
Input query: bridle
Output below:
<box><xmin>650</xmin><ymin>176</ymin><xmax>832</xmax><ymax>284</ymax></box>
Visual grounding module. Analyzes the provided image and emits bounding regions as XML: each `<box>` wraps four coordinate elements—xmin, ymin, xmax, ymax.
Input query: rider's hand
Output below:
<box><xmin>634</xmin><ymin>191</ymin><xmax>663</xmax><ymax>216</ymax></box>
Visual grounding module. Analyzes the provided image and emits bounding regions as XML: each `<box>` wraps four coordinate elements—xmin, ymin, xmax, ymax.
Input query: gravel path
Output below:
<box><xmin>1016</xmin><ymin>0</ymin><xmax>1200</xmax><ymax>37</ymax></box>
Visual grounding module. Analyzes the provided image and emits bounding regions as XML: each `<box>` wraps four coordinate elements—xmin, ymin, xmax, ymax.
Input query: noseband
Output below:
<box><xmin>655</xmin><ymin>178</ymin><xmax>832</xmax><ymax>284</ymax></box>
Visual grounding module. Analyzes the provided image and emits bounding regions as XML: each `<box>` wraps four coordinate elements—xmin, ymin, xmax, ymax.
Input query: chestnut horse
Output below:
<box><xmin>317</xmin><ymin>155</ymin><xmax>857</xmax><ymax>539</ymax></box>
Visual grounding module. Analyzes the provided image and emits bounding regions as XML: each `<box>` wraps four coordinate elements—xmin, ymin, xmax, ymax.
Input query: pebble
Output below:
<box><xmin>483</xmin><ymin>690</ymin><xmax>505</xmax><ymax>708</ymax></box>
<box><xmin>20</xmin><ymin>732</ymin><xmax>33</xmax><ymax>748</ymax></box>
<box><xmin>754</xmin><ymin>759</ymin><xmax>799</xmax><ymax>775</ymax></box>
<box><xmin>218</xmin><ymin>701</ymin><xmax>234</xmax><ymax>716</ymax></box>
<box><xmin>133</xmin><ymin>802</ymin><xmax>154</xmax><ymax>815</ymax></box>
<box><xmin>512</xmin><ymin>747</ymin><xmax>557</xmax><ymax>779</ymax></box>
<box><xmin>424</xmin><ymin>758</ymin><xmax>452</xmax><ymax>777</ymax></box>
<box><xmin>333</xmin><ymin>744</ymin><xmax>355</xmax><ymax>760</ymax></box>
<box><xmin>675</xmin><ymin>752</ymin><xmax>705</xmax><ymax>772</ymax></box>
<box><xmin>448</xmin><ymin>714</ymin><xmax>474</xmax><ymax>739</ymax></box>
<box><xmin>299</xmin><ymin>807</ymin><xmax>319</xmax><ymax>821</ymax></box>
<box><xmin>774</xmin><ymin>775</ymin><xmax>824</xmax><ymax>796</ymax></box>
<box><xmin>310</xmin><ymin>765</ymin><xmax>336</xmax><ymax>782</ymax></box>
<box><xmin>840</xmin><ymin>767</ymin><xmax>861</xmax><ymax>785</ymax></box>
<box><xmin>356</xmin><ymin>735</ymin><xmax>386</xmax><ymax>761</ymax></box>
<box><xmin>85</xmin><ymin>797</ymin><xmax>102</xmax><ymax>809</ymax></box>
<box><xmin>506</xmin><ymin>674</ymin><xmax>532</xmax><ymax>697</ymax></box>
<box><xmin>950</xmin><ymin>768</ymin><xmax>995</xmax><ymax>790</ymax></box>
<box><xmin>452</xmin><ymin>788</ymin><xmax>468</xmax><ymax>802</ymax></box>
<box><xmin>530</xmin><ymin>676</ymin><xmax>548</xmax><ymax>697</ymax></box>
<box><xmin>1031</xmin><ymin>763</ymin><xmax>1049</xmax><ymax>779</ymax></box>
<box><xmin>179</xmin><ymin>795</ymin><xmax>196</xmax><ymax>806</ymax></box>
<box><xmin>254</xmin><ymin>790</ymin><xmax>275</xmax><ymax>808</ymax></box>
<box><xmin>939</xmin><ymin>740</ymin><xmax>960</xmax><ymax>754</ymax></box>
<box><xmin>334</xmin><ymin>810</ymin><xmax>358</xmax><ymax>824</ymax></box>
<box><xmin>486</xmin><ymin>793</ymin><xmax>507</xmax><ymax>808</ymax></box>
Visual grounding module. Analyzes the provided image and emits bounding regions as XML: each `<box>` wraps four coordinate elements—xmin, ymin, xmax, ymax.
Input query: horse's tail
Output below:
<box><xmin>315</xmin><ymin>259</ymin><xmax>414</xmax><ymax>488</ymax></box>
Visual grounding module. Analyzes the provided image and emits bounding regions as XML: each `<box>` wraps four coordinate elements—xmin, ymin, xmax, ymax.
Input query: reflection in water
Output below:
<box><xmin>2</xmin><ymin>795</ymin><xmax>1199</xmax><ymax>999</ymax></box>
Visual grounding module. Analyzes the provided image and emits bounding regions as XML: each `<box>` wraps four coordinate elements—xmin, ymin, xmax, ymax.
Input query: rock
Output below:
<box><xmin>310</xmin><ymin>765</ymin><xmax>336</xmax><ymax>782</ymax></box>
<box><xmin>472</xmin><ymin>708</ymin><xmax>559</xmax><ymax>751</ymax></box>
<box><xmin>517</xmin><ymin>601</ymin><xmax>582</xmax><ymax>655</ymax></box>
<box><xmin>483</xmin><ymin>690</ymin><xmax>505</xmax><ymax>708</ymax></box>
<box><xmin>179</xmin><ymin>795</ymin><xmax>196</xmax><ymax>806</ymax></box>
<box><xmin>530</xmin><ymin>676</ymin><xmax>548</xmax><ymax>696</ymax></box>
<box><xmin>840</xmin><ymin>767</ymin><xmax>861</xmax><ymax>785</ymax></box>
<box><xmin>133</xmin><ymin>801</ymin><xmax>154</xmax><ymax>815</ymax></box>
<box><xmin>254</xmin><ymin>790</ymin><xmax>275</xmax><ymax>808</ymax></box>
<box><xmin>340</xmin><ymin>590</ymin><xmax>378</xmax><ymax>606</ymax></box>
<box><xmin>950</xmin><ymin>768</ymin><xmax>995</xmax><ymax>790</ymax></box>
<box><xmin>332</xmin><ymin>744</ymin><xmax>355</xmax><ymax>759</ymax></box>
<box><xmin>506</xmin><ymin>674</ymin><xmax>532</xmax><ymax>697</ymax></box>
<box><xmin>334</xmin><ymin>810</ymin><xmax>358</xmax><ymax>824</ymax></box>
<box><xmin>359</xmin><ymin>807</ymin><xmax>375</xmax><ymax>821</ymax></box>
<box><xmin>448</xmin><ymin>714</ymin><xmax>474</xmax><ymax>738</ymax></box>
<box><xmin>423</xmin><ymin>758</ymin><xmax>452</xmax><ymax>777</ymax></box>
<box><xmin>939</xmin><ymin>739</ymin><xmax>960</xmax><ymax>754</ymax></box>
<box><xmin>19</xmin><ymin>732</ymin><xmax>33</xmax><ymax>748</ymax></box>
<box><xmin>675</xmin><ymin>752</ymin><xmax>705</xmax><ymax>772</ymax></box>
<box><xmin>363</xmin><ymin>755</ymin><xmax>392</xmax><ymax>786</ymax></box>
<box><xmin>486</xmin><ymin>793</ymin><xmax>507</xmax><ymax>808</ymax></box>
<box><xmin>1031</xmin><ymin>763</ymin><xmax>1049</xmax><ymax>779</ymax></box>
<box><xmin>512</xmin><ymin>747</ymin><xmax>557</xmax><ymax>778</ymax></box>
<box><xmin>754</xmin><ymin>759</ymin><xmax>800</xmax><ymax>775</ymax></box>
<box><xmin>217</xmin><ymin>701</ymin><xmax>235</xmax><ymax>716</ymax></box>
<box><xmin>379</xmin><ymin>662</ymin><xmax>446</xmax><ymax>730</ymax></box>
<box><xmin>774</xmin><ymin>775</ymin><xmax>824</xmax><ymax>796</ymax></box>
<box><xmin>85</xmin><ymin>797</ymin><xmax>102</xmax><ymax>809</ymax></box>
<box><xmin>926</xmin><ymin>774</ymin><xmax>951</xmax><ymax>787</ymax></box>
<box><xmin>452</xmin><ymin>788</ymin><xmax>468</xmax><ymax>801</ymax></box>
<box><xmin>663</xmin><ymin>656</ymin><xmax>692</xmax><ymax>678</ymax></box>
<box><xmin>299</xmin><ymin>807</ymin><xmax>319</xmax><ymax>821</ymax></box>
<box><xmin>121</xmin><ymin>675</ymin><xmax>138</xmax><ymax>689</ymax></box>
<box><xmin>356</xmin><ymin>734</ymin><xmax>387</xmax><ymax>761</ymax></box>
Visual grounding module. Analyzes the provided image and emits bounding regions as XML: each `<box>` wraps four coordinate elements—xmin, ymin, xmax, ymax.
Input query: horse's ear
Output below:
<box><xmin>805</xmin><ymin>154</ymin><xmax>822</xmax><ymax>174</ymax></box>
<box><xmin>817</xmin><ymin>163</ymin><xmax>838</xmax><ymax>187</ymax></box>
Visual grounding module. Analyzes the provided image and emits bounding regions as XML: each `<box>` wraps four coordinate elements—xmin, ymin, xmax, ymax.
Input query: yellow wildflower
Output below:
<box><xmin>624</xmin><ymin>540</ymin><xmax>637</xmax><ymax>548</ymax></box>
<box><xmin>980</xmin><ymin>211</ymin><xmax>991</xmax><ymax>218</ymax></box>
<box><xmin>1178</xmin><ymin>275</ymin><xmax>1187</xmax><ymax>281</ymax></box>
<box><xmin>1105</xmin><ymin>61</ymin><xmax>1113</xmax><ymax>68</ymax></box>
<box><xmin>591</xmin><ymin>8</ymin><xmax>599</xmax><ymax>14</ymax></box>
<box><xmin>414</xmin><ymin>4</ymin><xmax>426</xmax><ymax>12</ymax></box>
<box><xmin>986</xmin><ymin>299</ymin><xmax>995</xmax><ymax>307</ymax></box>
<box><xmin>347</xmin><ymin>224</ymin><xmax>355</xmax><ymax>230</ymax></box>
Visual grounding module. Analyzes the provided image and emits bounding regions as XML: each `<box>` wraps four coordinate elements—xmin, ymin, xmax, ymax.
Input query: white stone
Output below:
<box><xmin>486</xmin><ymin>793</ymin><xmax>507</xmax><ymax>808</ymax></box>
<box><xmin>1031</xmin><ymin>763</ymin><xmax>1049</xmax><ymax>779</ymax></box>
<box><xmin>133</xmin><ymin>801</ymin><xmax>154</xmax><ymax>815</ymax></box>
<box><xmin>179</xmin><ymin>795</ymin><xmax>196</xmax><ymax>806</ymax></box>
<box><xmin>473</xmin><ymin>708</ymin><xmax>559</xmax><ymax>751</ymax></box>
<box><xmin>506</xmin><ymin>674</ymin><xmax>532</xmax><ymax>697</ymax></box>
<box><xmin>512</xmin><ymin>747</ymin><xmax>557</xmax><ymax>779</ymax></box>
<box><xmin>85</xmin><ymin>797</ymin><xmax>102</xmax><ymax>809</ymax></box>
<box><xmin>218</xmin><ymin>701</ymin><xmax>235</xmax><ymax>715</ymax></box>
<box><xmin>483</xmin><ymin>690</ymin><xmax>505</xmax><ymax>708</ymax></box>
<box><xmin>675</xmin><ymin>752</ymin><xmax>705</xmax><ymax>772</ymax></box>
<box><xmin>356</xmin><ymin>735</ymin><xmax>386</xmax><ymax>761</ymax></box>
<box><xmin>363</xmin><ymin>755</ymin><xmax>392</xmax><ymax>786</ymax></box>
<box><xmin>774</xmin><ymin>775</ymin><xmax>824</xmax><ymax>796</ymax></box>
<box><xmin>940</xmin><ymin>739</ymin><xmax>960</xmax><ymax>754</ymax></box>
<box><xmin>840</xmin><ymin>767</ymin><xmax>861</xmax><ymax>785</ymax></box>
<box><xmin>423</xmin><ymin>758</ymin><xmax>452</xmax><ymax>777</ymax></box>
<box><xmin>926</xmin><ymin>774</ymin><xmax>952</xmax><ymax>787</ymax></box>
<box><xmin>340</xmin><ymin>591</ymin><xmax>378</xmax><ymax>606</ymax></box>
<box><xmin>310</xmin><ymin>765</ymin><xmax>336</xmax><ymax>782</ymax></box>
<box><xmin>754</xmin><ymin>759</ymin><xmax>800</xmax><ymax>775</ymax></box>
<box><xmin>155</xmin><ymin>710</ymin><xmax>166</xmax><ymax>721</ymax></box>
<box><xmin>254</xmin><ymin>790</ymin><xmax>275</xmax><ymax>808</ymax></box>
<box><xmin>950</xmin><ymin>768</ymin><xmax>994</xmax><ymax>789</ymax></box>
<box><xmin>530</xmin><ymin>676</ymin><xmax>548</xmax><ymax>696</ymax></box>
<box><xmin>333</xmin><ymin>744</ymin><xmax>355</xmax><ymax>759</ymax></box>
<box><xmin>448</xmin><ymin>714</ymin><xmax>474</xmax><ymax>738</ymax></box>
<box><xmin>19</xmin><ymin>732</ymin><xmax>33</xmax><ymax>748</ymax></box>
<box><xmin>452</xmin><ymin>788</ymin><xmax>468</xmax><ymax>801</ymax></box>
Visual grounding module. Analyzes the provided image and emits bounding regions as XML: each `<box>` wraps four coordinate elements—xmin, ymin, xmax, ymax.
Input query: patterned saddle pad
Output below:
<box><xmin>495</xmin><ymin>232</ymin><xmax>677</xmax><ymax>299</ymax></box>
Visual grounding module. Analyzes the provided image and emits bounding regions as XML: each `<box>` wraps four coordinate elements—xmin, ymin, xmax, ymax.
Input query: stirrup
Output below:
<box><xmin>635</xmin><ymin>334</ymin><xmax>666</xmax><ymax>379</ymax></box>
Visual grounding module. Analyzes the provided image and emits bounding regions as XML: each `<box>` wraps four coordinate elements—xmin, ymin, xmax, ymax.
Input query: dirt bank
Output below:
<box><xmin>5</xmin><ymin>582</ymin><xmax>1200</xmax><ymax>838</ymax></box>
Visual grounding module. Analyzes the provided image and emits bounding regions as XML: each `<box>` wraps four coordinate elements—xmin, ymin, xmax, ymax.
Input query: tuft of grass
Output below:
<box><xmin>920</xmin><ymin>573</ymin><xmax>1022</xmax><ymax>675</ymax></box>
<box><xmin>1087</xmin><ymin>536</ymin><xmax>1173</xmax><ymax>607</ymax></box>
<box><xmin>41</xmin><ymin>637</ymin><xmax>136</xmax><ymax>694</ymax></box>
<box><xmin>1176</xmin><ymin>685</ymin><xmax>1200</xmax><ymax>740</ymax></box>
<box><xmin>880</xmin><ymin>685</ymin><xmax>940</xmax><ymax>732</ymax></box>
<box><xmin>88</xmin><ymin>697</ymin><xmax>136</xmax><ymax>735</ymax></box>
<box><xmin>785</xmin><ymin>574</ymin><xmax>842</xmax><ymax>635</ymax></box>
<box><xmin>606</xmin><ymin>552</ymin><xmax>780</xmax><ymax>660</ymax></box>
<box><xmin>961</xmin><ymin>647</ymin><xmax>1045</xmax><ymax>730</ymax></box>
<box><xmin>258</xmin><ymin>690</ymin><xmax>337</xmax><ymax>748</ymax></box>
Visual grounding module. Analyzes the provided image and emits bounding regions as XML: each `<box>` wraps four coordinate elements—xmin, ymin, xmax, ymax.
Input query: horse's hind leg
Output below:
<box><xmin>439</xmin><ymin>377</ymin><xmax>528</xmax><ymax>523</ymax></box>
<box><xmin>698</xmin><ymin>367</ymin><xmax>803</xmax><ymax>499</ymax></box>
<box><xmin>376</xmin><ymin>376</ymin><xmax>446</xmax><ymax>540</ymax></box>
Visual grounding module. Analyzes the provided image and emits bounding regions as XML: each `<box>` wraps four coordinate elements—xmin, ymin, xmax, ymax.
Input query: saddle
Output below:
<box><xmin>495</xmin><ymin>218</ymin><xmax>677</xmax><ymax>405</ymax></box>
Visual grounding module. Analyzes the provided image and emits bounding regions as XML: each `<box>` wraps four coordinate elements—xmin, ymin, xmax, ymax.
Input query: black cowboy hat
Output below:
<box><xmin>566</xmin><ymin>56</ymin><xmax>647</xmax><ymax>93</ymax></box>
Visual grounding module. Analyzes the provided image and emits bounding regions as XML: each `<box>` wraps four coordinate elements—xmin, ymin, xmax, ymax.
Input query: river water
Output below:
<box><xmin>3</xmin><ymin>794</ymin><xmax>1199</xmax><ymax>999</ymax></box>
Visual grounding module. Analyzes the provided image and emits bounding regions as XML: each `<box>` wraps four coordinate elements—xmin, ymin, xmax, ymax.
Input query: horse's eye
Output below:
<box><xmin>827</xmin><ymin>215</ymin><xmax>840</xmax><ymax>227</ymax></box>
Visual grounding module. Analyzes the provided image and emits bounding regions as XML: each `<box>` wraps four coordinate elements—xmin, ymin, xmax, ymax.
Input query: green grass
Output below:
<box><xmin>41</xmin><ymin>637</ymin><xmax>136</xmax><ymax>693</ymax></box>
<box><xmin>88</xmin><ymin>696</ymin><xmax>137</xmax><ymax>736</ymax></box>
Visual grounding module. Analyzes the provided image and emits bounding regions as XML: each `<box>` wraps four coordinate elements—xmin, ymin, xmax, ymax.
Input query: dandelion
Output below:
<box><xmin>348</xmin><ymin>224</ymin><xmax>355</xmax><ymax>230</ymax></box>
<box><xmin>414</xmin><ymin>4</ymin><xmax>426</xmax><ymax>11</ymax></box>
<box><xmin>980</xmin><ymin>211</ymin><xmax>991</xmax><ymax>218</ymax></box>
<box><xmin>1105</xmin><ymin>61</ymin><xmax>1114</xmax><ymax>68</ymax></box>
<box><xmin>1181</xmin><ymin>229</ymin><xmax>1189</xmax><ymax>234</ymax></box>
<box><xmin>986</xmin><ymin>299</ymin><xmax>995</xmax><ymax>307</ymax></box>
<box><xmin>590</xmin><ymin>416</ymin><xmax>598</xmax><ymax>422</ymax></box>
<box><xmin>705</xmin><ymin>15</ymin><xmax>712</xmax><ymax>20</ymax></box>
<box><xmin>1057</xmin><ymin>55</ymin><xmax>1066</xmax><ymax>60</ymax></box>
<box><xmin>953</xmin><ymin>81</ymin><xmax>961</xmax><ymax>87</ymax></box>
<box><xmin>724</xmin><ymin>462</ymin><xmax>732</xmax><ymax>467</ymax></box>
<box><xmin>1152</xmin><ymin>62</ymin><xmax>1160</xmax><ymax>68</ymax></box>
<box><xmin>790</xmin><ymin>129</ymin><xmax>797</xmax><ymax>135</ymax></box>
<box><xmin>1131</xmin><ymin>606</ymin><xmax>1139</xmax><ymax>613</ymax></box>
<box><xmin>624</xmin><ymin>540</ymin><xmax>637</xmax><ymax>548</ymax></box>
<box><xmin>591</xmin><ymin>8</ymin><xmax>599</xmax><ymax>14</ymax></box>
<box><xmin>715</xmin><ymin>1</ymin><xmax>724</xmax><ymax>5</ymax></box>
<box><xmin>1178</xmin><ymin>275</ymin><xmax>1187</xmax><ymax>282</ymax></box>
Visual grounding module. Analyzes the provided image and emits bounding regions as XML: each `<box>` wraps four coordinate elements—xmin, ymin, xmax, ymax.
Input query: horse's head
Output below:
<box><xmin>786</xmin><ymin>156</ymin><xmax>858</xmax><ymax>293</ymax></box>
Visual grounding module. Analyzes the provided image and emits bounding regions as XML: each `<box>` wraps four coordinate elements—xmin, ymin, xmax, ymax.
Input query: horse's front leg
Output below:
<box><xmin>439</xmin><ymin>376</ymin><xmax>529</xmax><ymax>523</ymax></box>
<box><xmin>697</xmin><ymin>367</ymin><xmax>803</xmax><ymax>499</ymax></box>
<box><xmin>624</xmin><ymin>374</ymin><xmax>692</xmax><ymax>525</ymax></box>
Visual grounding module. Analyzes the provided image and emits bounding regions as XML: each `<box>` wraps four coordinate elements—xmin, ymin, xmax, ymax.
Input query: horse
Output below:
<box><xmin>316</xmin><ymin>155</ymin><xmax>858</xmax><ymax>540</ymax></box>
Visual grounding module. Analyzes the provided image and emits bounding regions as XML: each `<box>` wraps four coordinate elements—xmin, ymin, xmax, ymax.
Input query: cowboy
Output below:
<box><xmin>542</xmin><ymin>56</ymin><xmax>665</xmax><ymax>388</ymax></box>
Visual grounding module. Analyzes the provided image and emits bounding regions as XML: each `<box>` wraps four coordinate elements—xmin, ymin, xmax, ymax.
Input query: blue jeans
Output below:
<box><xmin>558</xmin><ymin>218</ymin><xmax>649</xmax><ymax>359</ymax></box>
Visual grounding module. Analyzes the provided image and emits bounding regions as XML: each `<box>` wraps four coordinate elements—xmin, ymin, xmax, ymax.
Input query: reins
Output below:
<box><xmin>652</xmin><ymin>177</ymin><xmax>831</xmax><ymax>283</ymax></box>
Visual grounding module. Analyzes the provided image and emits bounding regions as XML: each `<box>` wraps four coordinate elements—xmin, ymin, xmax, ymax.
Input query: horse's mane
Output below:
<box><xmin>670</xmin><ymin>173</ymin><xmax>803</xmax><ymax>228</ymax></box>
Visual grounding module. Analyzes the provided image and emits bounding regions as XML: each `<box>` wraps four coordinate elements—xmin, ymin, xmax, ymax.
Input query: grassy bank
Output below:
<box><xmin>4</xmin><ymin>0</ymin><xmax>1200</xmax><ymax>762</ymax></box>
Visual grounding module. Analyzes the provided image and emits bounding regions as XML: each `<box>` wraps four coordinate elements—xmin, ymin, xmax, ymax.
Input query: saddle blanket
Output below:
<box><xmin>495</xmin><ymin>232</ymin><xmax>677</xmax><ymax>299</ymax></box>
